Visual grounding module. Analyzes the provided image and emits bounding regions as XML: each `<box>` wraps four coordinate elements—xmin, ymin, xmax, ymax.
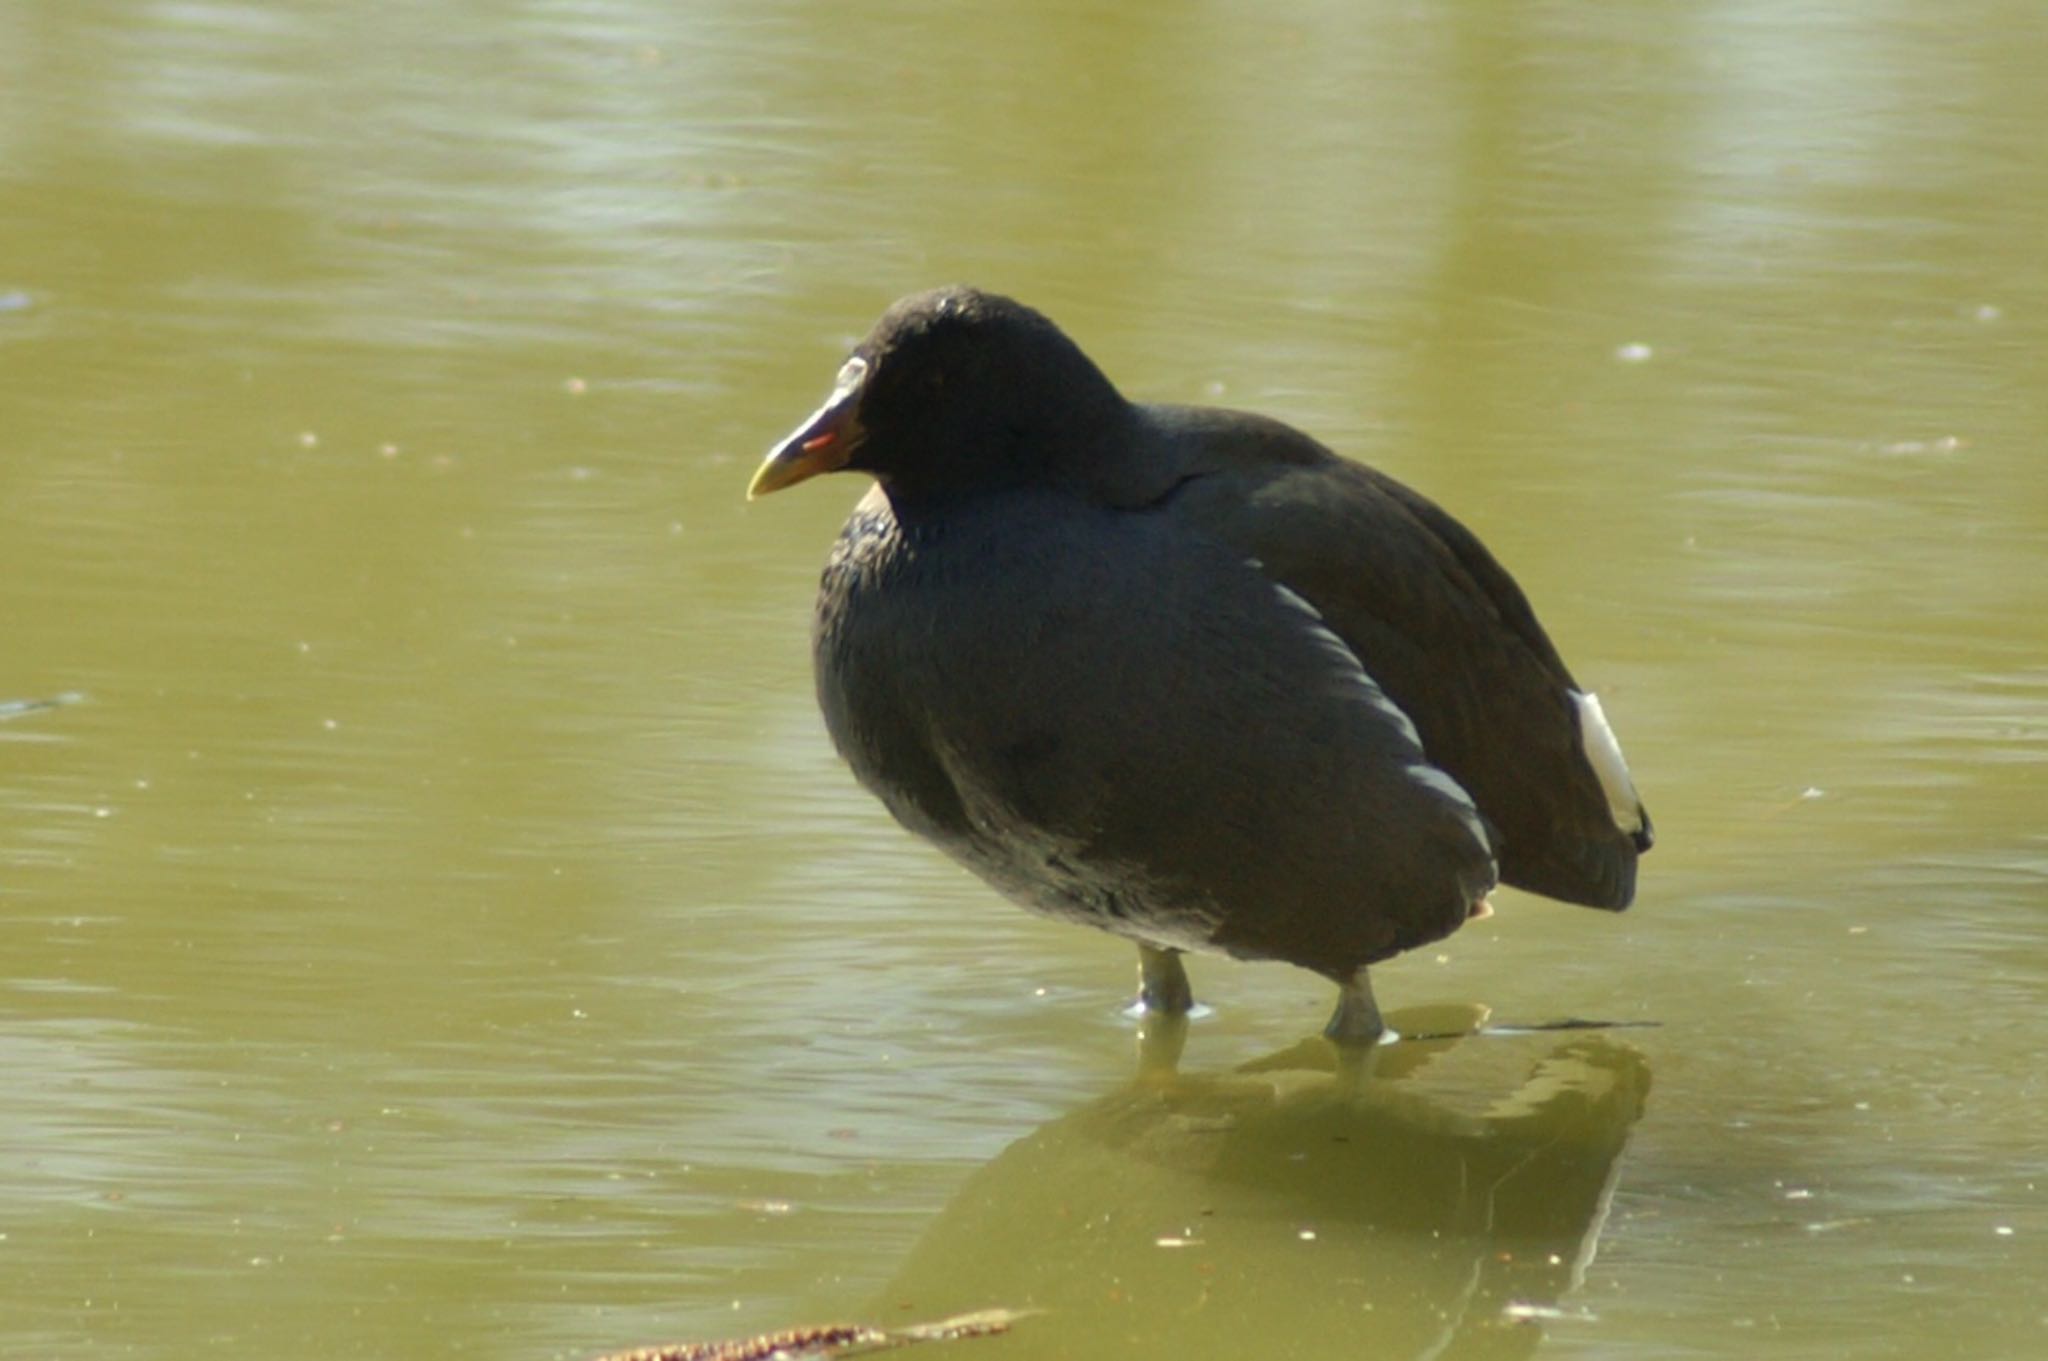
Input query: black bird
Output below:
<box><xmin>749</xmin><ymin>288</ymin><xmax>1651</xmax><ymax>1043</ymax></box>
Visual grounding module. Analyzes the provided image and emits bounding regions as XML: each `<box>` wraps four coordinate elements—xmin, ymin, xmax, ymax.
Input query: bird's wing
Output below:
<box><xmin>1088</xmin><ymin>404</ymin><xmax>1649</xmax><ymax>909</ymax></box>
<box><xmin>895</xmin><ymin>498</ymin><xmax>1500</xmax><ymax>970</ymax></box>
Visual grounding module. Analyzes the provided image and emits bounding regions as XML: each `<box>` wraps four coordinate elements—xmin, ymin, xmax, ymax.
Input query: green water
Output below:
<box><xmin>3</xmin><ymin>2</ymin><xmax>2044</xmax><ymax>1357</ymax></box>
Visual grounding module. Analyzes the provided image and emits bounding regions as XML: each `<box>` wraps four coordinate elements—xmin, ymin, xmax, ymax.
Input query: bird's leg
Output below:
<box><xmin>1324</xmin><ymin>967</ymin><xmax>1390</xmax><ymax>1045</ymax></box>
<box><xmin>1136</xmin><ymin>944</ymin><xmax>1193</xmax><ymax>1014</ymax></box>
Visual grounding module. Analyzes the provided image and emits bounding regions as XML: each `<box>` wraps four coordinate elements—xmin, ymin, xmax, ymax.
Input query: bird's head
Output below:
<box><xmin>749</xmin><ymin>287</ymin><xmax>1127</xmax><ymax>503</ymax></box>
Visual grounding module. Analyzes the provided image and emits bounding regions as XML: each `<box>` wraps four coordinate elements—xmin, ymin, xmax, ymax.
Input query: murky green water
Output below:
<box><xmin>4</xmin><ymin>2</ymin><xmax>2045</xmax><ymax>1357</ymax></box>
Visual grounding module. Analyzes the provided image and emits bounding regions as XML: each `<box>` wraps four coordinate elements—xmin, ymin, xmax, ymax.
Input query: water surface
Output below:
<box><xmin>3</xmin><ymin>2</ymin><xmax>2044</xmax><ymax>1357</ymax></box>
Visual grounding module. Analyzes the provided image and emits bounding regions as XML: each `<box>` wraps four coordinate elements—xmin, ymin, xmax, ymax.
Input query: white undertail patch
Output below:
<box><xmin>1574</xmin><ymin>690</ymin><xmax>1644</xmax><ymax>835</ymax></box>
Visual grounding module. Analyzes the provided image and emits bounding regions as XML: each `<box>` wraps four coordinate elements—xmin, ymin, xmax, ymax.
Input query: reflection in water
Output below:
<box><xmin>874</xmin><ymin>1009</ymin><xmax>1651</xmax><ymax>1359</ymax></box>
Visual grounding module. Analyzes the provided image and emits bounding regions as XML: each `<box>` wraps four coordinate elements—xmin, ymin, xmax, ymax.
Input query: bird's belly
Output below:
<box><xmin>929</xmin><ymin>809</ymin><xmax>1228</xmax><ymax>955</ymax></box>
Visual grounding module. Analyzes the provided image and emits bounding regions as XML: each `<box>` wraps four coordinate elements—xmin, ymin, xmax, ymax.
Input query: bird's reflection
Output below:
<box><xmin>872</xmin><ymin>1007</ymin><xmax>1651</xmax><ymax>1359</ymax></box>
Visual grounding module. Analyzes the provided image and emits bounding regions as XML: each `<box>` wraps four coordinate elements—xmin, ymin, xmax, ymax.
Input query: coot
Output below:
<box><xmin>749</xmin><ymin>288</ymin><xmax>1651</xmax><ymax>1042</ymax></box>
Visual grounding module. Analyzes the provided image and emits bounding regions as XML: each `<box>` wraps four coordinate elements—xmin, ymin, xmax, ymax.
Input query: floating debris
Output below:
<box><xmin>1467</xmin><ymin>1017</ymin><xmax>1662</xmax><ymax>1037</ymax></box>
<box><xmin>1874</xmin><ymin>435</ymin><xmax>1965</xmax><ymax>457</ymax></box>
<box><xmin>0</xmin><ymin>692</ymin><xmax>85</xmax><ymax>721</ymax></box>
<box><xmin>1503</xmin><ymin>1302</ymin><xmax>1597</xmax><ymax>1323</ymax></box>
<box><xmin>591</xmin><ymin>1309</ymin><xmax>1022</xmax><ymax>1361</ymax></box>
<box><xmin>1803</xmin><ymin>1217</ymin><xmax>1873</xmax><ymax>1235</ymax></box>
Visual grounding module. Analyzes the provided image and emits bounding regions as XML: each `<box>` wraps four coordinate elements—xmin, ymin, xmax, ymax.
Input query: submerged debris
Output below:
<box><xmin>591</xmin><ymin>1309</ymin><xmax>1021</xmax><ymax>1361</ymax></box>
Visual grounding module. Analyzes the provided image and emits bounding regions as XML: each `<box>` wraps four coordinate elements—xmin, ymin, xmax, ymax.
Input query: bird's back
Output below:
<box><xmin>1085</xmin><ymin>404</ymin><xmax>1651</xmax><ymax>910</ymax></box>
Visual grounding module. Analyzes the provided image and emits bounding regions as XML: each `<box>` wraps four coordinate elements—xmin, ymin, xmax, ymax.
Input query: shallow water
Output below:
<box><xmin>3</xmin><ymin>2</ymin><xmax>2045</xmax><ymax>1357</ymax></box>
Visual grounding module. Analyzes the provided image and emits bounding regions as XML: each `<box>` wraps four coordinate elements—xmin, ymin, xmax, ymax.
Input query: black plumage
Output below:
<box><xmin>750</xmin><ymin>287</ymin><xmax>1651</xmax><ymax>1042</ymax></box>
